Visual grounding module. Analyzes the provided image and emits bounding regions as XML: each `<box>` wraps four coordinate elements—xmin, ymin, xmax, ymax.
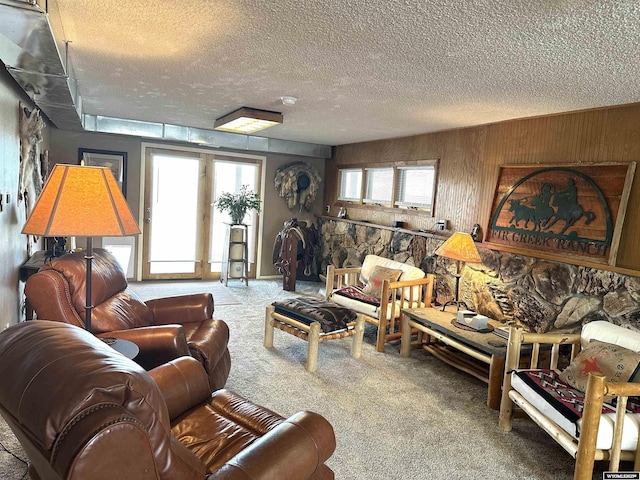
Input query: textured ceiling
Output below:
<box><xmin>52</xmin><ymin>0</ymin><xmax>640</xmax><ymax>146</ymax></box>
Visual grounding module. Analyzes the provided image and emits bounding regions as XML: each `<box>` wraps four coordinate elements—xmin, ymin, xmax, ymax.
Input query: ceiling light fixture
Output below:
<box><xmin>280</xmin><ymin>96</ymin><xmax>297</xmax><ymax>106</ymax></box>
<box><xmin>214</xmin><ymin>107</ymin><xmax>283</xmax><ymax>134</ymax></box>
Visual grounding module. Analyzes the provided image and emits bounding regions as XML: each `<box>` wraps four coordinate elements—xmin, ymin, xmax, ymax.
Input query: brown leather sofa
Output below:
<box><xmin>0</xmin><ymin>321</ymin><xmax>336</xmax><ymax>480</ymax></box>
<box><xmin>24</xmin><ymin>248</ymin><xmax>231</xmax><ymax>390</ymax></box>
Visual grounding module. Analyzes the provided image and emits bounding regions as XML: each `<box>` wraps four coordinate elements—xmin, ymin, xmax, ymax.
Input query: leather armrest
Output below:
<box><xmin>97</xmin><ymin>325</ymin><xmax>190</xmax><ymax>371</ymax></box>
<box><xmin>51</xmin><ymin>403</ymin><xmax>160</xmax><ymax>480</ymax></box>
<box><xmin>206</xmin><ymin>411</ymin><xmax>336</xmax><ymax>480</ymax></box>
<box><xmin>25</xmin><ymin>270</ymin><xmax>85</xmax><ymax>328</ymax></box>
<box><xmin>148</xmin><ymin>357</ymin><xmax>211</xmax><ymax>419</ymax></box>
<box><xmin>186</xmin><ymin>319</ymin><xmax>230</xmax><ymax>372</ymax></box>
<box><xmin>146</xmin><ymin>293</ymin><xmax>214</xmax><ymax>325</ymax></box>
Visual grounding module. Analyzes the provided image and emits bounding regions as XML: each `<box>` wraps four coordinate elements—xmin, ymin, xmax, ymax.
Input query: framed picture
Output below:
<box><xmin>78</xmin><ymin>148</ymin><xmax>127</xmax><ymax>196</ymax></box>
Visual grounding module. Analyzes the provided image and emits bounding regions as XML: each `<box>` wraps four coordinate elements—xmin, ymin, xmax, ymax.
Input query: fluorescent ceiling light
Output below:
<box><xmin>214</xmin><ymin>107</ymin><xmax>283</xmax><ymax>134</ymax></box>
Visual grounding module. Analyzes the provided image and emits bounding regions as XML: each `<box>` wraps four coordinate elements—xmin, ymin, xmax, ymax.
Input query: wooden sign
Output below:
<box><xmin>486</xmin><ymin>163</ymin><xmax>635</xmax><ymax>265</ymax></box>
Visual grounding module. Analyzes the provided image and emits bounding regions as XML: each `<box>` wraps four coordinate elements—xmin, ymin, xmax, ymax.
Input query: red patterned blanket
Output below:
<box><xmin>515</xmin><ymin>370</ymin><xmax>640</xmax><ymax>424</ymax></box>
<box><xmin>332</xmin><ymin>285</ymin><xmax>380</xmax><ymax>307</ymax></box>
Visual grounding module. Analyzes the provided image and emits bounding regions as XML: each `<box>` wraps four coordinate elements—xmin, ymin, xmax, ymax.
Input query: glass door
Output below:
<box><xmin>142</xmin><ymin>147</ymin><xmax>262</xmax><ymax>280</ymax></box>
<box><xmin>207</xmin><ymin>159</ymin><xmax>261</xmax><ymax>277</ymax></box>
<box><xmin>143</xmin><ymin>149</ymin><xmax>206</xmax><ymax>279</ymax></box>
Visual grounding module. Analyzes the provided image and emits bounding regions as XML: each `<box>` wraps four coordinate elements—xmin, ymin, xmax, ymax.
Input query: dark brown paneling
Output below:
<box><xmin>331</xmin><ymin>127</ymin><xmax>488</xmax><ymax>233</ymax></box>
<box><xmin>329</xmin><ymin>103</ymin><xmax>640</xmax><ymax>272</ymax></box>
<box><xmin>602</xmin><ymin>106</ymin><xmax>640</xmax><ymax>268</ymax></box>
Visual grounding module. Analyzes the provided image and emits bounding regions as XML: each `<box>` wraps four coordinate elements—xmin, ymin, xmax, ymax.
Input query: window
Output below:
<box><xmin>336</xmin><ymin>160</ymin><xmax>438</xmax><ymax>214</ymax></box>
<box><xmin>338</xmin><ymin>168</ymin><xmax>362</xmax><ymax>201</ymax></box>
<box><xmin>364</xmin><ymin>168</ymin><xmax>393</xmax><ymax>205</ymax></box>
<box><xmin>395</xmin><ymin>165</ymin><xmax>436</xmax><ymax>211</ymax></box>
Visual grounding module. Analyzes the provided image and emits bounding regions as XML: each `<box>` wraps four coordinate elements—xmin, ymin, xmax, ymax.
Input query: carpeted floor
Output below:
<box><xmin>0</xmin><ymin>279</ymin><xmax>615</xmax><ymax>479</ymax></box>
<box><xmin>128</xmin><ymin>279</ymin><xmax>240</xmax><ymax>304</ymax></box>
<box><xmin>0</xmin><ymin>423</ymin><xmax>27</xmax><ymax>480</ymax></box>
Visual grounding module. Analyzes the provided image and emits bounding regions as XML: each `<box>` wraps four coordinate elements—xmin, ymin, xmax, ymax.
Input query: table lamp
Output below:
<box><xmin>435</xmin><ymin>232</ymin><xmax>481</xmax><ymax>311</ymax></box>
<box><xmin>22</xmin><ymin>164</ymin><xmax>141</xmax><ymax>332</ymax></box>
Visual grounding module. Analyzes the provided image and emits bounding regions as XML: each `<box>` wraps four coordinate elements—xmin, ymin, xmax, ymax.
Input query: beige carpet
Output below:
<box><xmin>128</xmin><ymin>279</ymin><xmax>240</xmax><ymax>305</ymax></box>
<box><xmin>0</xmin><ymin>279</ymin><xmax>617</xmax><ymax>479</ymax></box>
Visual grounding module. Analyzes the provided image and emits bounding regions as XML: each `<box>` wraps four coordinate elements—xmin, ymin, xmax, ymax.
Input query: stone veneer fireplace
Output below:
<box><xmin>318</xmin><ymin>217</ymin><xmax>640</xmax><ymax>334</ymax></box>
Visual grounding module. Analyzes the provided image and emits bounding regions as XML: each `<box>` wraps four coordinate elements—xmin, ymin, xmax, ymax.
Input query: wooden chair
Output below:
<box><xmin>499</xmin><ymin>322</ymin><xmax>640</xmax><ymax>480</ymax></box>
<box><xmin>325</xmin><ymin>255</ymin><xmax>434</xmax><ymax>352</ymax></box>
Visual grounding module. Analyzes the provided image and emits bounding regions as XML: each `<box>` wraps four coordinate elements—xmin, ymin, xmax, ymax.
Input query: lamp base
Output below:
<box><xmin>442</xmin><ymin>272</ymin><xmax>468</xmax><ymax>311</ymax></box>
<box><xmin>441</xmin><ymin>299</ymin><xmax>469</xmax><ymax>312</ymax></box>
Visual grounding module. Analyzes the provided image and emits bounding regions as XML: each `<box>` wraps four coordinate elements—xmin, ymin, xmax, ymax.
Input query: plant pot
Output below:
<box><xmin>230</xmin><ymin>211</ymin><xmax>246</xmax><ymax>225</ymax></box>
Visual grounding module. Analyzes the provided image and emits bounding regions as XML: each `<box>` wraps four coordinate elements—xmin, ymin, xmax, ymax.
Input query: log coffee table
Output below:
<box><xmin>400</xmin><ymin>307</ymin><xmax>510</xmax><ymax>410</ymax></box>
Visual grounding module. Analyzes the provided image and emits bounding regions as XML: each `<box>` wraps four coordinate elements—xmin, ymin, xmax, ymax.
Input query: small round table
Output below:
<box><xmin>103</xmin><ymin>338</ymin><xmax>139</xmax><ymax>359</ymax></box>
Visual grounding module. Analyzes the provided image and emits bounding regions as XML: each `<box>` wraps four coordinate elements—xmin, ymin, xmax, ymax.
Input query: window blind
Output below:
<box><xmin>364</xmin><ymin>167</ymin><xmax>393</xmax><ymax>205</ymax></box>
<box><xmin>395</xmin><ymin>165</ymin><xmax>435</xmax><ymax>209</ymax></box>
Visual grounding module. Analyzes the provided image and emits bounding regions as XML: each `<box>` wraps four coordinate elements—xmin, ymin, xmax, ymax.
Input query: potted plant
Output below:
<box><xmin>214</xmin><ymin>185</ymin><xmax>262</xmax><ymax>224</ymax></box>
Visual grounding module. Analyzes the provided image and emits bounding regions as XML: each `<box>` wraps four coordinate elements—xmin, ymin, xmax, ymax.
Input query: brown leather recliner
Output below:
<box><xmin>0</xmin><ymin>321</ymin><xmax>336</xmax><ymax>480</ymax></box>
<box><xmin>24</xmin><ymin>248</ymin><xmax>231</xmax><ymax>390</ymax></box>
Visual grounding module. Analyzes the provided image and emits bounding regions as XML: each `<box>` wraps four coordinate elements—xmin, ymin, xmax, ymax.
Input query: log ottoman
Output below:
<box><xmin>264</xmin><ymin>297</ymin><xmax>365</xmax><ymax>372</ymax></box>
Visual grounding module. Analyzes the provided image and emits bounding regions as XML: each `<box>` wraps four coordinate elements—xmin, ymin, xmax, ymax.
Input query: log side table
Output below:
<box><xmin>400</xmin><ymin>307</ymin><xmax>510</xmax><ymax>410</ymax></box>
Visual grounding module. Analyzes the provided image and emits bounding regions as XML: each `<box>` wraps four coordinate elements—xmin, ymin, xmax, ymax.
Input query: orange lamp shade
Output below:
<box><xmin>22</xmin><ymin>164</ymin><xmax>140</xmax><ymax>237</ymax></box>
<box><xmin>434</xmin><ymin>232</ymin><xmax>481</xmax><ymax>264</ymax></box>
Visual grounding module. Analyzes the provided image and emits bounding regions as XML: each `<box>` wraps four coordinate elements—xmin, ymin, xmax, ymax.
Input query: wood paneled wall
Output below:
<box><xmin>326</xmin><ymin>103</ymin><xmax>640</xmax><ymax>272</ymax></box>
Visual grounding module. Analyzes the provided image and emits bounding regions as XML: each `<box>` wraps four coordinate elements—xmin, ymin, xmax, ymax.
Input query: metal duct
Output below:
<box><xmin>82</xmin><ymin>115</ymin><xmax>332</xmax><ymax>158</ymax></box>
<box><xmin>0</xmin><ymin>0</ymin><xmax>82</xmax><ymax>130</ymax></box>
<box><xmin>0</xmin><ymin>0</ymin><xmax>332</xmax><ymax>158</ymax></box>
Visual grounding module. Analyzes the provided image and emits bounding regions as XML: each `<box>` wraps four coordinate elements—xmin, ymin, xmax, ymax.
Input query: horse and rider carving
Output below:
<box><xmin>486</xmin><ymin>164</ymin><xmax>633</xmax><ymax>263</ymax></box>
<box><xmin>507</xmin><ymin>179</ymin><xmax>596</xmax><ymax>235</ymax></box>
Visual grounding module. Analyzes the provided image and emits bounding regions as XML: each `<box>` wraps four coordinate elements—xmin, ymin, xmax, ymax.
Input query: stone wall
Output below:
<box><xmin>319</xmin><ymin>217</ymin><xmax>640</xmax><ymax>333</ymax></box>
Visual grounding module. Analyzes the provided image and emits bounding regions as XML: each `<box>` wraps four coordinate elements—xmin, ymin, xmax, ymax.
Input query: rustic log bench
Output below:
<box><xmin>264</xmin><ymin>297</ymin><xmax>365</xmax><ymax>372</ymax></box>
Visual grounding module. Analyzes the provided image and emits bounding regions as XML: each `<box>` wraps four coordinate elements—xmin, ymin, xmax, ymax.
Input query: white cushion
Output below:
<box><xmin>360</xmin><ymin>254</ymin><xmax>423</xmax><ymax>283</ymax></box>
<box><xmin>511</xmin><ymin>370</ymin><xmax>640</xmax><ymax>451</ymax></box>
<box><xmin>331</xmin><ymin>294</ymin><xmax>381</xmax><ymax>319</ymax></box>
<box><xmin>359</xmin><ymin>255</ymin><xmax>425</xmax><ymax>300</ymax></box>
<box><xmin>331</xmin><ymin>294</ymin><xmax>424</xmax><ymax>321</ymax></box>
<box><xmin>581</xmin><ymin>321</ymin><xmax>640</xmax><ymax>352</ymax></box>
